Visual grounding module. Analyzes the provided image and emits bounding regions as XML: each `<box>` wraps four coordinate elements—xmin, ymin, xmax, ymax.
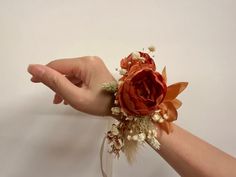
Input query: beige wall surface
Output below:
<box><xmin>0</xmin><ymin>0</ymin><xmax>235</xmax><ymax>177</ymax></box>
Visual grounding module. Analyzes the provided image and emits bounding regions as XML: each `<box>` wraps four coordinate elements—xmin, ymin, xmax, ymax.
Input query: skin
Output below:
<box><xmin>28</xmin><ymin>56</ymin><xmax>236</xmax><ymax>177</ymax></box>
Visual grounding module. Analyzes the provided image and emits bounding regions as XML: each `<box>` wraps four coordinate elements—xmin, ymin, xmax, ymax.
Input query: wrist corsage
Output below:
<box><xmin>102</xmin><ymin>46</ymin><xmax>188</xmax><ymax>164</ymax></box>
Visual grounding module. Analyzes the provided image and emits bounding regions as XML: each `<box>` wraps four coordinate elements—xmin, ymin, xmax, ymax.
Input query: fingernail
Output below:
<box><xmin>28</xmin><ymin>64</ymin><xmax>45</xmax><ymax>78</ymax></box>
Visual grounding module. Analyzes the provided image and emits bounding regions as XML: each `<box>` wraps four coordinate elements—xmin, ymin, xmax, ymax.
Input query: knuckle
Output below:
<box><xmin>47</xmin><ymin>74</ymin><xmax>61</xmax><ymax>90</ymax></box>
<box><xmin>87</xmin><ymin>56</ymin><xmax>105</xmax><ymax>68</ymax></box>
<box><xmin>88</xmin><ymin>56</ymin><xmax>103</xmax><ymax>63</ymax></box>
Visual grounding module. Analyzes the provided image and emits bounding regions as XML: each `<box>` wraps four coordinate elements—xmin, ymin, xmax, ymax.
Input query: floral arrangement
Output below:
<box><xmin>102</xmin><ymin>46</ymin><xmax>188</xmax><ymax>163</ymax></box>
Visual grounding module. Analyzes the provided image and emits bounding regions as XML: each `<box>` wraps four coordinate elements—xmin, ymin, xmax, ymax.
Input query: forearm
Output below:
<box><xmin>151</xmin><ymin>124</ymin><xmax>236</xmax><ymax>177</ymax></box>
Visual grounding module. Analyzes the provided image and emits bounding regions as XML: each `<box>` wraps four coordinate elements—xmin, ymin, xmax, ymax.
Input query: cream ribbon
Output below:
<box><xmin>100</xmin><ymin>136</ymin><xmax>108</xmax><ymax>177</ymax></box>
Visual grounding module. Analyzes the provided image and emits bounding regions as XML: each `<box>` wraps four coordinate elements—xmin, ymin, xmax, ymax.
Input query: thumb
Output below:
<box><xmin>27</xmin><ymin>64</ymin><xmax>88</xmax><ymax>108</ymax></box>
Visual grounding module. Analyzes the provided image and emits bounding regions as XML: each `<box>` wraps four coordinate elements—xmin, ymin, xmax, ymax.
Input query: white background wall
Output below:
<box><xmin>0</xmin><ymin>0</ymin><xmax>235</xmax><ymax>177</ymax></box>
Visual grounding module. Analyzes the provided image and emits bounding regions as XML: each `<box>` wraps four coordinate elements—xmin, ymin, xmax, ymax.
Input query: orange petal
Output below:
<box><xmin>171</xmin><ymin>99</ymin><xmax>182</xmax><ymax>109</ymax></box>
<box><xmin>164</xmin><ymin>102</ymin><xmax>178</xmax><ymax>122</ymax></box>
<box><xmin>164</xmin><ymin>82</ymin><xmax>188</xmax><ymax>101</ymax></box>
<box><xmin>159</xmin><ymin>121</ymin><xmax>171</xmax><ymax>134</ymax></box>
<box><xmin>162</xmin><ymin>66</ymin><xmax>167</xmax><ymax>83</ymax></box>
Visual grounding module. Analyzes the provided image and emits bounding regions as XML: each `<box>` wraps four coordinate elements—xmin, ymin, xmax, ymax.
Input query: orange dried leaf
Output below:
<box><xmin>159</xmin><ymin>121</ymin><xmax>171</xmax><ymax>134</ymax></box>
<box><xmin>163</xmin><ymin>101</ymin><xmax>178</xmax><ymax>122</ymax></box>
<box><xmin>171</xmin><ymin>99</ymin><xmax>182</xmax><ymax>109</ymax></box>
<box><xmin>162</xmin><ymin>66</ymin><xmax>167</xmax><ymax>82</ymax></box>
<box><xmin>164</xmin><ymin>82</ymin><xmax>188</xmax><ymax>101</ymax></box>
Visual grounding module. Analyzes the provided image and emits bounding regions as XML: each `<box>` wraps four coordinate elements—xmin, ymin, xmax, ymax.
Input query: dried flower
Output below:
<box><xmin>111</xmin><ymin>107</ymin><xmax>121</xmax><ymax>115</ymax></box>
<box><xmin>148</xmin><ymin>45</ymin><xmax>156</xmax><ymax>52</ymax></box>
<box><xmin>101</xmin><ymin>81</ymin><xmax>118</xmax><ymax>92</ymax></box>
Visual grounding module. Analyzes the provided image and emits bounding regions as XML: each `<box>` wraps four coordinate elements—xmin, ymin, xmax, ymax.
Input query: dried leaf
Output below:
<box><xmin>162</xmin><ymin>66</ymin><xmax>167</xmax><ymax>83</ymax></box>
<box><xmin>171</xmin><ymin>99</ymin><xmax>182</xmax><ymax>109</ymax></box>
<box><xmin>123</xmin><ymin>139</ymin><xmax>138</xmax><ymax>164</ymax></box>
<box><xmin>163</xmin><ymin>101</ymin><xmax>178</xmax><ymax>122</ymax></box>
<box><xmin>164</xmin><ymin>82</ymin><xmax>188</xmax><ymax>101</ymax></box>
<box><xmin>158</xmin><ymin>122</ymin><xmax>174</xmax><ymax>134</ymax></box>
<box><xmin>159</xmin><ymin>121</ymin><xmax>171</xmax><ymax>134</ymax></box>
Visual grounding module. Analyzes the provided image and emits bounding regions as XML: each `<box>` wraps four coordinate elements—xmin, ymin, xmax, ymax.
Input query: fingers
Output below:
<box><xmin>53</xmin><ymin>94</ymin><xmax>69</xmax><ymax>105</ymax></box>
<box><xmin>28</xmin><ymin>64</ymin><xmax>88</xmax><ymax>107</ymax></box>
<box><xmin>46</xmin><ymin>58</ymin><xmax>85</xmax><ymax>76</ymax></box>
<box><xmin>53</xmin><ymin>94</ymin><xmax>63</xmax><ymax>104</ymax></box>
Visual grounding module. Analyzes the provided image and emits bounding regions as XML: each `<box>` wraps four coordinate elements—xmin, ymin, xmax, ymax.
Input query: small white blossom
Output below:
<box><xmin>148</xmin><ymin>129</ymin><xmax>157</xmax><ymax>139</ymax></box>
<box><xmin>148</xmin><ymin>45</ymin><xmax>156</xmax><ymax>52</ymax></box>
<box><xmin>131</xmin><ymin>51</ymin><xmax>141</xmax><ymax>59</ymax></box>
<box><xmin>111</xmin><ymin>107</ymin><xmax>121</xmax><ymax>115</ymax></box>
<box><xmin>152</xmin><ymin>113</ymin><xmax>162</xmax><ymax>122</ymax></box>
<box><xmin>111</xmin><ymin>124</ymin><xmax>119</xmax><ymax>136</ymax></box>
<box><xmin>152</xmin><ymin>129</ymin><xmax>157</xmax><ymax>137</ymax></box>
<box><xmin>132</xmin><ymin>133</ymin><xmax>146</xmax><ymax>142</ymax></box>
<box><xmin>148</xmin><ymin>137</ymin><xmax>160</xmax><ymax>150</ymax></box>
<box><xmin>158</xmin><ymin>117</ymin><xmax>165</xmax><ymax>123</ymax></box>
<box><xmin>131</xmin><ymin>51</ymin><xmax>145</xmax><ymax>62</ymax></box>
<box><xmin>119</xmin><ymin>69</ymin><xmax>127</xmax><ymax>75</ymax></box>
<box><xmin>132</xmin><ymin>135</ymin><xmax>138</xmax><ymax>141</ymax></box>
<box><xmin>114</xmin><ymin>138</ymin><xmax>123</xmax><ymax>150</ymax></box>
<box><xmin>137</xmin><ymin>133</ymin><xmax>146</xmax><ymax>142</ymax></box>
<box><xmin>101</xmin><ymin>81</ymin><xmax>118</xmax><ymax>92</ymax></box>
<box><xmin>163</xmin><ymin>114</ymin><xmax>169</xmax><ymax>120</ymax></box>
<box><xmin>127</xmin><ymin>135</ymin><xmax>132</xmax><ymax>141</ymax></box>
<box><xmin>118</xmin><ymin>80</ymin><xmax>124</xmax><ymax>87</ymax></box>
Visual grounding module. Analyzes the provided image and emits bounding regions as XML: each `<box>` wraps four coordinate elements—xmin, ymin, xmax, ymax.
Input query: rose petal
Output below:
<box><xmin>164</xmin><ymin>82</ymin><xmax>188</xmax><ymax>101</ymax></box>
<box><xmin>123</xmin><ymin>88</ymin><xmax>138</xmax><ymax>115</ymax></box>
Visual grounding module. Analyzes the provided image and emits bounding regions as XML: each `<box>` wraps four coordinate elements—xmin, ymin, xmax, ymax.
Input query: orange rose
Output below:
<box><xmin>117</xmin><ymin>64</ymin><xmax>167</xmax><ymax>116</ymax></box>
<box><xmin>120</xmin><ymin>52</ymin><xmax>156</xmax><ymax>72</ymax></box>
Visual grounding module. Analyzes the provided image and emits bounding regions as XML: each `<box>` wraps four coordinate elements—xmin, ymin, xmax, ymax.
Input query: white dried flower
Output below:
<box><xmin>118</xmin><ymin>80</ymin><xmax>124</xmax><ymax>86</ymax></box>
<box><xmin>132</xmin><ymin>133</ymin><xmax>146</xmax><ymax>142</ymax></box>
<box><xmin>114</xmin><ymin>138</ymin><xmax>123</xmax><ymax>150</ymax></box>
<box><xmin>152</xmin><ymin>113</ymin><xmax>162</xmax><ymax>122</ymax></box>
<box><xmin>101</xmin><ymin>81</ymin><xmax>118</xmax><ymax>92</ymax></box>
<box><xmin>119</xmin><ymin>69</ymin><xmax>127</xmax><ymax>75</ymax></box>
<box><xmin>132</xmin><ymin>135</ymin><xmax>138</xmax><ymax>141</ymax></box>
<box><xmin>148</xmin><ymin>45</ymin><xmax>156</xmax><ymax>52</ymax></box>
<box><xmin>137</xmin><ymin>133</ymin><xmax>146</xmax><ymax>142</ymax></box>
<box><xmin>107</xmin><ymin>131</ymin><xmax>114</xmax><ymax>138</ymax></box>
<box><xmin>147</xmin><ymin>137</ymin><xmax>160</xmax><ymax>150</ymax></box>
<box><xmin>131</xmin><ymin>51</ymin><xmax>145</xmax><ymax>61</ymax></box>
<box><xmin>131</xmin><ymin>51</ymin><xmax>141</xmax><ymax>59</ymax></box>
<box><xmin>158</xmin><ymin>117</ymin><xmax>165</xmax><ymax>123</ymax></box>
<box><xmin>111</xmin><ymin>124</ymin><xmax>119</xmax><ymax>136</ymax></box>
<box><xmin>163</xmin><ymin>114</ymin><xmax>169</xmax><ymax>120</ymax></box>
<box><xmin>148</xmin><ymin>129</ymin><xmax>157</xmax><ymax>139</ymax></box>
<box><xmin>111</xmin><ymin>107</ymin><xmax>121</xmax><ymax>115</ymax></box>
<box><xmin>114</xmin><ymin>100</ymin><xmax>118</xmax><ymax>105</ymax></box>
<box><xmin>127</xmin><ymin>135</ymin><xmax>132</xmax><ymax>141</ymax></box>
<box><xmin>152</xmin><ymin>129</ymin><xmax>157</xmax><ymax>137</ymax></box>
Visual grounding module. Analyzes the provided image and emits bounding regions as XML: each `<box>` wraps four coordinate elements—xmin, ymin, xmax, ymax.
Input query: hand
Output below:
<box><xmin>28</xmin><ymin>56</ymin><xmax>116</xmax><ymax>116</ymax></box>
